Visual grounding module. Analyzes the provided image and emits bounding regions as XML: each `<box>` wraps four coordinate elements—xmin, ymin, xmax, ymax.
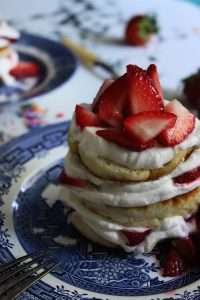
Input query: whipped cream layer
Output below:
<box><xmin>64</xmin><ymin>148</ymin><xmax>200</xmax><ymax>207</ymax></box>
<box><xmin>70</xmin><ymin>107</ymin><xmax>200</xmax><ymax>170</ymax></box>
<box><xmin>59</xmin><ymin>188</ymin><xmax>195</xmax><ymax>253</ymax></box>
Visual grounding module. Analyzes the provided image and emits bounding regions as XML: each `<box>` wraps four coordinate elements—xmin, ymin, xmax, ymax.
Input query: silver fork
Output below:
<box><xmin>0</xmin><ymin>252</ymin><xmax>58</xmax><ymax>300</ymax></box>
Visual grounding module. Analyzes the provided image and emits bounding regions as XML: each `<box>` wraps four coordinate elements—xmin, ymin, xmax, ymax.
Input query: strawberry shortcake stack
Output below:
<box><xmin>60</xmin><ymin>64</ymin><xmax>200</xmax><ymax>276</ymax></box>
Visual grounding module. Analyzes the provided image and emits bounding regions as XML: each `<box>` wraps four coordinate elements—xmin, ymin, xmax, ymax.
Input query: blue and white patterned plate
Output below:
<box><xmin>0</xmin><ymin>32</ymin><xmax>77</xmax><ymax>104</ymax></box>
<box><xmin>1</xmin><ymin>122</ymin><xmax>200</xmax><ymax>300</ymax></box>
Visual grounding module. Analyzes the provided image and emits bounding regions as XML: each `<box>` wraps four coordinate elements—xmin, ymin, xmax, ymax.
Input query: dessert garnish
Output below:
<box><xmin>124</xmin><ymin>111</ymin><xmax>176</xmax><ymax>143</ymax></box>
<box><xmin>74</xmin><ymin>63</ymin><xmax>195</xmax><ymax>149</ymax></box>
<box><xmin>125</xmin><ymin>15</ymin><xmax>159</xmax><ymax>46</ymax></box>
<box><xmin>75</xmin><ymin>105</ymin><xmax>102</xmax><ymax>129</ymax></box>
<box><xmin>158</xmin><ymin>99</ymin><xmax>195</xmax><ymax>146</ymax></box>
<box><xmin>0</xmin><ymin>20</ymin><xmax>40</xmax><ymax>95</ymax></box>
<box><xmin>96</xmin><ymin>128</ymin><xmax>155</xmax><ymax>151</ymax></box>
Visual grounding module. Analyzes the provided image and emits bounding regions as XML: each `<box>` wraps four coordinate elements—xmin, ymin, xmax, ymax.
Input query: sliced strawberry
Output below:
<box><xmin>172</xmin><ymin>237</ymin><xmax>197</xmax><ymax>264</ymax></box>
<box><xmin>59</xmin><ymin>171</ymin><xmax>88</xmax><ymax>187</ymax></box>
<box><xmin>92</xmin><ymin>79</ymin><xmax>114</xmax><ymax>112</ymax></box>
<box><xmin>163</xmin><ymin>247</ymin><xmax>185</xmax><ymax>277</ymax></box>
<box><xmin>147</xmin><ymin>64</ymin><xmax>163</xmax><ymax>99</ymax></box>
<box><xmin>97</xmin><ymin>74</ymin><xmax>127</xmax><ymax>128</ymax></box>
<box><xmin>127</xmin><ymin>64</ymin><xmax>164</xmax><ymax>114</ymax></box>
<box><xmin>158</xmin><ymin>99</ymin><xmax>195</xmax><ymax>146</ymax></box>
<box><xmin>96</xmin><ymin>129</ymin><xmax>154</xmax><ymax>151</ymax></box>
<box><xmin>124</xmin><ymin>111</ymin><xmax>176</xmax><ymax>143</ymax></box>
<box><xmin>10</xmin><ymin>62</ymin><xmax>40</xmax><ymax>79</ymax></box>
<box><xmin>75</xmin><ymin>105</ymin><xmax>101</xmax><ymax>129</ymax></box>
<box><xmin>122</xmin><ymin>229</ymin><xmax>151</xmax><ymax>246</ymax></box>
<box><xmin>173</xmin><ymin>166</ymin><xmax>200</xmax><ymax>185</ymax></box>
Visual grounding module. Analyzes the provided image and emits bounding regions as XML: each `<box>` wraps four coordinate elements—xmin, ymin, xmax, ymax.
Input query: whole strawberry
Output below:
<box><xmin>183</xmin><ymin>69</ymin><xmax>200</xmax><ymax>108</ymax></box>
<box><xmin>125</xmin><ymin>15</ymin><xmax>158</xmax><ymax>46</ymax></box>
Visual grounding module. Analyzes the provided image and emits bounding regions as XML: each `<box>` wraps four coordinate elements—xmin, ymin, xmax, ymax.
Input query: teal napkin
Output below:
<box><xmin>187</xmin><ymin>0</ymin><xmax>200</xmax><ymax>5</ymax></box>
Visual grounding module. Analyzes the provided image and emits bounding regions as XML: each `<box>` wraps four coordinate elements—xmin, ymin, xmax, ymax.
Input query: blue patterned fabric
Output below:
<box><xmin>188</xmin><ymin>0</ymin><xmax>200</xmax><ymax>5</ymax></box>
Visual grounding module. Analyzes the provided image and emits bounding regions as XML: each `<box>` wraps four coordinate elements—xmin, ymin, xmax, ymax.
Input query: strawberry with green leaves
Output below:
<box><xmin>125</xmin><ymin>15</ymin><xmax>158</xmax><ymax>46</ymax></box>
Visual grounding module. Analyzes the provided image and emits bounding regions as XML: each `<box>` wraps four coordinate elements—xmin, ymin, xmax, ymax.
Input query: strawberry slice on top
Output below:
<box><xmin>97</xmin><ymin>74</ymin><xmax>127</xmax><ymax>128</ymax></box>
<box><xmin>96</xmin><ymin>129</ymin><xmax>154</xmax><ymax>151</ymax></box>
<box><xmin>124</xmin><ymin>111</ymin><xmax>177</xmax><ymax>143</ymax></box>
<box><xmin>127</xmin><ymin>64</ymin><xmax>164</xmax><ymax>114</ymax></box>
<box><xmin>75</xmin><ymin>105</ymin><xmax>101</xmax><ymax>129</ymax></box>
<box><xmin>147</xmin><ymin>64</ymin><xmax>163</xmax><ymax>99</ymax></box>
<box><xmin>92</xmin><ymin>79</ymin><xmax>114</xmax><ymax>113</ymax></box>
<box><xmin>158</xmin><ymin>99</ymin><xmax>195</xmax><ymax>146</ymax></box>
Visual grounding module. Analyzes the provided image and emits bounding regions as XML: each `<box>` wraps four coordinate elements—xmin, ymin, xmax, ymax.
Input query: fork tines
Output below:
<box><xmin>0</xmin><ymin>252</ymin><xmax>58</xmax><ymax>300</ymax></box>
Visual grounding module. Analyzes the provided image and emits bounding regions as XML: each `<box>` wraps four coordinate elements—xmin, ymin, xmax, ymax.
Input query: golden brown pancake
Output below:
<box><xmin>70</xmin><ymin>187</ymin><xmax>200</xmax><ymax>229</ymax></box>
<box><xmin>79</xmin><ymin>147</ymin><xmax>192</xmax><ymax>182</ymax></box>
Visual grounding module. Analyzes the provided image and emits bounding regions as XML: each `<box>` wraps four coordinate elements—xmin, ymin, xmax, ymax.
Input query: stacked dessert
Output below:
<box><xmin>60</xmin><ymin>64</ymin><xmax>200</xmax><ymax>276</ymax></box>
<box><xmin>0</xmin><ymin>20</ymin><xmax>20</xmax><ymax>85</ymax></box>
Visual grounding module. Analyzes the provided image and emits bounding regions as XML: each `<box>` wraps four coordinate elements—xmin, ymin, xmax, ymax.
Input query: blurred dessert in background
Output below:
<box><xmin>0</xmin><ymin>20</ymin><xmax>20</xmax><ymax>85</ymax></box>
<box><xmin>0</xmin><ymin>20</ymin><xmax>40</xmax><ymax>91</ymax></box>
